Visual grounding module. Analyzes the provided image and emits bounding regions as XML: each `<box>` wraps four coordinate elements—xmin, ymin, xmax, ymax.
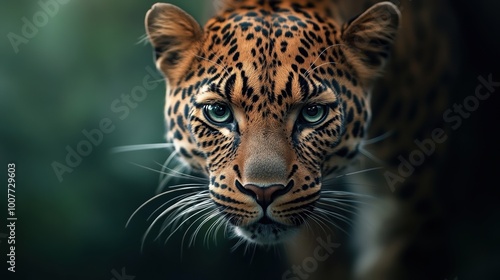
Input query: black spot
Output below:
<box><xmin>298</xmin><ymin>47</ymin><xmax>308</xmax><ymax>58</ymax></box>
<box><xmin>295</xmin><ymin>55</ymin><xmax>305</xmax><ymax>64</ymax></box>
<box><xmin>177</xmin><ymin>115</ymin><xmax>184</xmax><ymax>130</ymax></box>
<box><xmin>240</xmin><ymin>22</ymin><xmax>253</xmax><ymax>31</ymax></box>
<box><xmin>225</xmin><ymin>74</ymin><xmax>237</xmax><ymax>101</ymax></box>
<box><xmin>197</xmin><ymin>67</ymin><xmax>205</xmax><ymax>77</ymax></box>
<box><xmin>353</xmin><ymin>95</ymin><xmax>363</xmax><ymax>114</ymax></box>
<box><xmin>184</xmin><ymin>104</ymin><xmax>190</xmax><ymax>118</ymax></box>
<box><xmin>233</xmin><ymin>165</ymin><xmax>242</xmax><ymax>178</ymax></box>
<box><xmin>184</xmin><ymin>71</ymin><xmax>194</xmax><ymax>81</ymax></box>
<box><xmin>173</xmin><ymin>101</ymin><xmax>180</xmax><ymax>114</ymax></box>
<box><xmin>288</xmin><ymin>164</ymin><xmax>299</xmax><ymax>179</ymax></box>
<box><xmin>346</xmin><ymin>108</ymin><xmax>354</xmax><ymax>123</ymax></box>
<box><xmin>228</xmin><ymin>45</ymin><xmax>238</xmax><ymax>55</ymax></box>
<box><xmin>233</xmin><ymin>52</ymin><xmax>240</xmax><ymax>61</ymax></box>
<box><xmin>221</xmin><ymin>23</ymin><xmax>232</xmax><ymax>34</ymax></box>
<box><xmin>352</xmin><ymin>121</ymin><xmax>361</xmax><ymax>137</ymax></box>
<box><xmin>179</xmin><ymin>147</ymin><xmax>192</xmax><ymax>158</ymax></box>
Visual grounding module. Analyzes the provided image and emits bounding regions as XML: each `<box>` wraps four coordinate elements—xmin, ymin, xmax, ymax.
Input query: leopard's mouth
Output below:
<box><xmin>233</xmin><ymin>219</ymin><xmax>300</xmax><ymax>245</ymax></box>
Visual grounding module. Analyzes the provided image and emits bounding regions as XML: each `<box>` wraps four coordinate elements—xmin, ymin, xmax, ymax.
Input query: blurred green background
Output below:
<box><xmin>1</xmin><ymin>0</ymin><xmax>499</xmax><ymax>279</ymax></box>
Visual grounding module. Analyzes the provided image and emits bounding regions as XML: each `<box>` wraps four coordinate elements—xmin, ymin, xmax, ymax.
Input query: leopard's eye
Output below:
<box><xmin>203</xmin><ymin>103</ymin><xmax>233</xmax><ymax>124</ymax></box>
<box><xmin>300</xmin><ymin>105</ymin><xmax>328</xmax><ymax>125</ymax></box>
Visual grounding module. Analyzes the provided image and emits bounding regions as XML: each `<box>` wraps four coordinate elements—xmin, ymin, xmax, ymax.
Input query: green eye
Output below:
<box><xmin>300</xmin><ymin>105</ymin><xmax>327</xmax><ymax>124</ymax></box>
<box><xmin>203</xmin><ymin>103</ymin><xmax>233</xmax><ymax>124</ymax></box>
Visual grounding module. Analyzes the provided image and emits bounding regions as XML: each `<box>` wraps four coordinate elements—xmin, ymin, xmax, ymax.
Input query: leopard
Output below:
<box><xmin>142</xmin><ymin>0</ymin><xmax>457</xmax><ymax>279</ymax></box>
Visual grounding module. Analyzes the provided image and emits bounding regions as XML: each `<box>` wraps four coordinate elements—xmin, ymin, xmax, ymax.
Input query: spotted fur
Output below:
<box><xmin>145</xmin><ymin>0</ymin><xmax>456</xmax><ymax>278</ymax></box>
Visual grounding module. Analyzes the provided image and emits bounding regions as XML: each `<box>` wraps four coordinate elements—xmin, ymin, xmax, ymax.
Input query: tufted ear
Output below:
<box><xmin>145</xmin><ymin>3</ymin><xmax>204</xmax><ymax>83</ymax></box>
<box><xmin>341</xmin><ymin>2</ymin><xmax>401</xmax><ymax>84</ymax></box>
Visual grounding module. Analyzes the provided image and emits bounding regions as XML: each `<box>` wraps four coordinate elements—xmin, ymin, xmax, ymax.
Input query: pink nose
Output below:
<box><xmin>235</xmin><ymin>180</ymin><xmax>295</xmax><ymax>210</ymax></box>
<box><xmin>242</xmin><ymin>184</ymin><xmax>286</xmax><ymax>209</ymax></box>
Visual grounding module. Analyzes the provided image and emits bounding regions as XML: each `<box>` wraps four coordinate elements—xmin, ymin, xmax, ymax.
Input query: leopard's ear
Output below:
<box><xmin>341</xmin><ymin>2</ymin><xmax>400</xmax><ymax>84</ymax></box>
<box><xmin>145</xmin><ymin>3</ymin><xmax>203</xmax><ymax>83</ymax></box>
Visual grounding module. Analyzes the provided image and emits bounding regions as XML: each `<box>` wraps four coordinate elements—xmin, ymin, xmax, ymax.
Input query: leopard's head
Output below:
<box><xmin>145</xmin><ymin>1</ymin><xmax>400</xmax><ymax>244</ymax></box>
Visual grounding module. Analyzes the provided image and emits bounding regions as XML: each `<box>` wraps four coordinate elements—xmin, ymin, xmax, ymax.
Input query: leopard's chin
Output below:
<box><xmin>233</xmin><ymin>217</ymin><xmax>300</xmax><ymax>245</ymax></box>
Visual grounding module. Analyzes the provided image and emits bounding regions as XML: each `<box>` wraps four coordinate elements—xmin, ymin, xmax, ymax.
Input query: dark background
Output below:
<box><xmin>0</xmin><ymin>0</ymin><xmax>499</xmax><ymax>279</ymax></box>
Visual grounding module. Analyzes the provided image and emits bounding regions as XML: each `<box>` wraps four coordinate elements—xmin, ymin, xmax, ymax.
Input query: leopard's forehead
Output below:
<box><xmin>192</xmin><ymin>6</ymin><xmax>348</xmax><ymax>118</ymax></box>
<box><xmin>203</xmin><ymin>6</ymin><xmax>341</xmax><ymax>68</ymax></box>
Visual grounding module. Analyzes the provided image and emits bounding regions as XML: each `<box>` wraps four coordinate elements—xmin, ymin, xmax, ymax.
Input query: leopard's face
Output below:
<box><xmin>146</xmin><ymin>1</ymin><xmax>400</xmax><ymax>244</ymax></box>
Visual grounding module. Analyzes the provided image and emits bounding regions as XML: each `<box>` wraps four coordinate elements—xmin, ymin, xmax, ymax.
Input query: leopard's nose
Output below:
<box><xmin>236</xmin><ymin>181</ymin><xmax>294</xmax><ymax>210</ymax></box>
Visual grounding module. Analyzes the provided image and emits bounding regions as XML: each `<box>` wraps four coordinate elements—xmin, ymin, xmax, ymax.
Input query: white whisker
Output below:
<box><xmin>111</xmin><ymin>143</ymin><xmax>174</xmax><ymax>153</ymax></box>
<box><xmin>126</xmin><ymin>186</ymin><xmax>205</xmax><ymax>228</ymax></box>
<box><xmin>128</xmin><ymin>161</ymin><xmax>170</xmax><ymax>176</ymax></box>
<box><xmin>315</xmin><ymin>206</ymin><xmax>354</xmax><ymax>226</ymax></box>
<box><xmin>305</xmin><ymin>43</ymin><xmax>346</xmax><ymax>74</ymax></box>
<box><xmin>155</xmin><ymin>161</ymin><xmax>207</xmax><ymax>182</ymax></box>
<box><xmin>321</xmin><ymin>190</ymin><xmax>376</xmax><ymax>200</ymax></box>
<box><xmin>333</xmin><ymin>167</ymin><xmax>384</xmax><ymax>179</ymax></box>
<box><xmin>137</xmin><ymin>33</ymin><xmax>149</xmax><ymax>45</ymax></box>
<box><xmin>319</xmin><ymin>197</ymin><xmax>372</xmax><ymax>209</ymax></box>
<box><xmin>147</xmin><ymin>189</ymin><xmax>208</xmax><ymax>221</ymax></box>
<box><xmin>317</xmin><ymin>201</ymin><xmax>359</xmax><ymax>218</ymax></box>
<box><xmin>362</xmin><ymin>130</ymin><xmax>394</xmax><ymax>145</ymax></box>
<box><xmin>158</xmin><ymin>199</ymin><xmax>213</xmax><ymax>240</ymax></box>
<box><xmin>305</xmin><ymin>61</ymin><xmax>337</xmax><ymax>78</ymax></box>
<box><xmin>159</xmin><ymin>196</ymin><xmax>212</xmax><ymax>232</ymax></box>
<box><xmin>359</xmin><ymin>146</ymin><xmax>386</xmax><ymax>165</ymax></box>
<box><xmin>314</xmin><ymin>208</ymin><xmax>350</xmax><ymax>236</ymax></box>
<box><xmin>140</xmin><ymin>192</ymin><xmax>209</xmax><ymax>251</ymax></box>
<box><xmin>204</xmin><ymin>213</ymin><xmax>226</xmax><ymax>247</ymax></box>
<box><xmin>231</xmin><ymin>237</ymin><xmax>246</xmax><ymax>253</ymax></box>
<box><xmin>158</xmin><ymin>150</ymin><xmax>180</xmax><ymax>183</ymax></box>
<box><xmin>306</xmin><ymin>210</ymin><xmax>333</xmax><ymax>236</ymax></box>
<box><xmin>160</xmin><ymin>202</ymin><xmax>213</xmax><ymax>243</ymax></box>
<box><xmin>188</xmin><ymin>209</ymin><xmax>219</xmax><ymax>247</ymax></box>
<box><xmin>181</xmin><ymin>208</ymin><xmax>218</xmax><ymax>255</ymax></box>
